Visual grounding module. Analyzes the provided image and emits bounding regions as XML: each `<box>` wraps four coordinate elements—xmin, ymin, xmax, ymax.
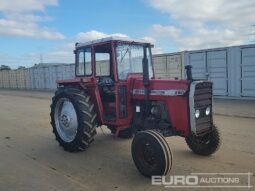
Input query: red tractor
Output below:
<box><xmin>50</xmin><ymin>37</ymin><xmax>221</xmax><ymax>177</ymax></box>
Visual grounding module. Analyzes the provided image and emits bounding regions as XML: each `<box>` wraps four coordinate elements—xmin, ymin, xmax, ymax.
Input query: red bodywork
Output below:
<box><xmin>57</xmin><ymin>39</ymin><xmax>191</xmax><ymax>137</ymax></box>
<box><xmin>58</xmin><ymin>76</ymin><xmax>190</xmax><ymax>137</ymax></box>
<box><xmin>132</xmin><ymin>78</ymin><xmax>190</xmax><ymax>136</ymax></box>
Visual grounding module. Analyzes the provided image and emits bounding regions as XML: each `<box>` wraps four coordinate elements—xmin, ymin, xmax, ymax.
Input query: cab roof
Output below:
<box><xmin>75</xmin><ymin>36</ymin><xmax>152</xmax><ymax>48</ymax></box>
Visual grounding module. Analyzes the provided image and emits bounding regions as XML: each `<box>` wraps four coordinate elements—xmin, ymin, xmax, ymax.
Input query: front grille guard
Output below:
<box><xmin>189</xmin><ymin>81</ymin><xmax>213</xmax><ymax>136</ymax></box>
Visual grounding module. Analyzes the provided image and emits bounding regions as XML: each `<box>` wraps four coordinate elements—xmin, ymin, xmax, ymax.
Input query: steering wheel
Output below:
<box><xmin>98</xmin><ymin>77</ymin><xmax>115</xmax><ymax>86</ymax></box>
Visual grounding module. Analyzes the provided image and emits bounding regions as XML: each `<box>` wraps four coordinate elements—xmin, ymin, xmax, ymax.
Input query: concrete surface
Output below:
<box><xmin>214</xmin><ymin>98</ymin><xmax>255</xmax><ymax>118</ymax></box>
<box><xmin>0</xmin><ymin>89</ymin><xmax>254</xmax><ymax>191</ymax></box>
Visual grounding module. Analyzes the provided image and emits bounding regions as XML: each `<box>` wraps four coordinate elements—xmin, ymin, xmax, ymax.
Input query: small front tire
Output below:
<box><xmin>185</xmin><ymin>125</ymin><xmax>221</xmax><ymax>156</ymax></box>
<box><xmin>131</xmin><ymin>130</ymin><xmax>172</xmax><ymax>177</ymax></box>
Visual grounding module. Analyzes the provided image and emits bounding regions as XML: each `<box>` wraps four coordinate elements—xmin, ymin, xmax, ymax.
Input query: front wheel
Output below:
<box><xmin>185</xmin><ymin>125</ymin><xmax>221</xmax><ymax>156</ymax></box>
<box><xmin>131</xmin><ymin>130</ymin><xmax>172</xmax><ymax>177</ymax></box>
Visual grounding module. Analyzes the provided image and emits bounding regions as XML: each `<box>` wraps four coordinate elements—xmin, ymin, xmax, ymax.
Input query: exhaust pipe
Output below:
<box><xmin>185</xmin><ymin>65</ymin><xmax>193</xmax><ymax>81</ymax></box>
<box><xmin>143</xmin><ymin>47</ymin><xmax>150</xmax><ymax>110</ymax></box>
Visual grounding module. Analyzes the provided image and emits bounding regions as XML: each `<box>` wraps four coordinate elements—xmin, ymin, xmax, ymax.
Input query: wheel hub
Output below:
<box><xmin>142</xmin><ymin>144</ymin><xmax>156</xmax><ymax>165</ymax></box>
<box><xmin>54</xmin><ymin>98</ymin><xmax>78</xmax><ymax>142</ymax></box>
<box><xmin>60</xmin><ymin>114</ymin><xmax>71</xmax><ymax>127</ymax></box>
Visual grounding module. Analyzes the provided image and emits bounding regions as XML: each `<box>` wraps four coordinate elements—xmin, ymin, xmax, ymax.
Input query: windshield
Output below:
<box><xmin>116</xmin><ymin>43</ymin><xmax>153</xmax><ymax>80</ymax></box>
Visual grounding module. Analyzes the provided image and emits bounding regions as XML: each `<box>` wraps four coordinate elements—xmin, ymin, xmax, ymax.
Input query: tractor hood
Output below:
<box><xmin>131</xmin><ymin>78</ymin><xmax>189</xmax><ymax>97</ymax></box>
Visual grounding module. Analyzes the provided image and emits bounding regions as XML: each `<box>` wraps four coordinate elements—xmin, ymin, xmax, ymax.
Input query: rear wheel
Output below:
<box><xmin>131</xmin><ymin>130</ymin><xmax>172</xmax><ymax>177</ymax></box>
<box><xmin>185</xmin><ymin>125</ymin><xmax>221</xmax><ymax>156</ymax></box>
<box><xmin>50</xmin><ymin>88</ymin><xmax>97</xmax><ymax>152</ymax></box>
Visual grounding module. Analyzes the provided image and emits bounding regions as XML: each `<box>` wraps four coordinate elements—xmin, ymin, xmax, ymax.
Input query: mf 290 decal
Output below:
<box><xmin>132</xmin><ymin>89</ymin><xmax>186</xmax><ymax>96</ymax></box>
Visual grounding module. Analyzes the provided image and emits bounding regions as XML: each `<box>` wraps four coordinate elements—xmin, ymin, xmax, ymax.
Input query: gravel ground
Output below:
<box><xmin>0</xmin><ymin>90</ymin><xmax>254</xmax><ymax>191</ymax></box>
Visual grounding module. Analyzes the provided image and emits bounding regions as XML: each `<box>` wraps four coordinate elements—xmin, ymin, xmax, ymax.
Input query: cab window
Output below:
<box><xmin>76</xmin><ymin>48</ymin><xmax>92</xmax><ymax>76</ymax></box>
<box><xmin>95</xmin><ymin>53</ymin><xmax>110</xmax><ymax>76</ymax></box>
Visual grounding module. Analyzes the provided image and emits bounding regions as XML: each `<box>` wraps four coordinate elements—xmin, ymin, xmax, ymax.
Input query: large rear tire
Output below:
<box><xmin>50</xmin><ymin>88</ymin><xmax>97</xmax><ymax>152</ymax></box>
<box><xmin>131</xmin><ymin>130</ymin><xmax>172</xmax><ymax>178</ymax></box>
<box><xmin>185</xmin><ymin>125</ymin><xmax>221</xmax><ymax>156</ymax></box>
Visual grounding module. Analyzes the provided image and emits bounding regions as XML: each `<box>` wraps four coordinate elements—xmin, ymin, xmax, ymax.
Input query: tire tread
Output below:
<box><xmin>50</xmin><ymin>87</ymin><xmax>97</xmax><ymax>152</ymax></box>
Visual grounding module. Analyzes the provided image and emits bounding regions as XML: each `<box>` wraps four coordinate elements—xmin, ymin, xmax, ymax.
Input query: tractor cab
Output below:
<box><xmin>74</xmin><ymin>37</ymin><xmax>153</xmax><ymax>125</ymax></box>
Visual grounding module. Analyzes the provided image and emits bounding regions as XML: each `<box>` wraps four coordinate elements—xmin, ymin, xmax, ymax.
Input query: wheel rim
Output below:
<box><xmin>54</xmin><ymin>98</ymin><xmax>78</xmax><ymax>142</ymax></box>
<box><xmin>138</xmin><ymin>141</ymin><xmax>157</xmax><ymax>167</ymax></box>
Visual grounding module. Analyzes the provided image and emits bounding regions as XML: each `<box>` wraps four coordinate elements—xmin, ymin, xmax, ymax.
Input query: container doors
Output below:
<box><xmin>189</xmin><ymin>52</ymin><xmax>207</xmax><ymax>80</ymax></box>
<box><xmin>241</xmin><ymin>47</ymin><xmax>255</xmax><ymax>97</ymax></box>
<box><xmin>207</xmin><ymin>50</ymin><xmax>228</xmax><ymax>96</ymax></box>
<box><xmin>153</xmin><ymin>55</ymin><xmax>167</xmax><ymax>78</ymax></box>
<box><xmin>166</xmin><ymin>54</ymin><xmax>182</xmax><ymax>79</ymax></box>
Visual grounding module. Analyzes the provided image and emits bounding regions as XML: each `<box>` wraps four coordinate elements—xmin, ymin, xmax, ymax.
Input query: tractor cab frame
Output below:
<box><xmin>60</xmin><ymin>37</ymin><xmax>155</xmax><ymax>135</ymax></box>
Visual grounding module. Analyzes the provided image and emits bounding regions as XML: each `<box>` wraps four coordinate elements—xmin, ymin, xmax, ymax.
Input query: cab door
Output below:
<box><xmin>93</xmin><ymin>44</ymin><xmax>117</xmax><ymax>122</ymax></box>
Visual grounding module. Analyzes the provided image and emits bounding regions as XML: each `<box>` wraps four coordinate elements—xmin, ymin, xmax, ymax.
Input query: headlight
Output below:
<box><xmin>205</xmin><ymin>106</ymin><xmax>211</xmax><ymax>116</ymax></box>
<box><xmin>195</xmin><ymin>109</ymin><xmax>200</xmax><ymax>118</ymax></box>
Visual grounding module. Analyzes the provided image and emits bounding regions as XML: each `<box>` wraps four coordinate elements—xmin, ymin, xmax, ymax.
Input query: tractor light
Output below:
<box><xmin>205</xmin><ymin>106</ymin><xmax>211</xmax><ymax>116</ymax></box>
<box><xmin>195</xmin><ymin>109</ymin><xmax>200</xmax><ymax>118</ymax></box>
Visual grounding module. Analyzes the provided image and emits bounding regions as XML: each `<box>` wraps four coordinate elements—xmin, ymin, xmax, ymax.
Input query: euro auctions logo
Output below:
<box><xmin>152</xmin><ymin>172</ymin><xmax>253</xmax><ymax>188</ymax></box>
<box><xmin>152</xmin><ymin>175</ymin><xmax>199</xmax><ymax>186</ymax></box>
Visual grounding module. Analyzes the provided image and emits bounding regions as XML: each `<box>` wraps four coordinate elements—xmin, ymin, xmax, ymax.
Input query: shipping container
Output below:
<box><xmin>28</xmin><ymin>68</ymin><xmax>33</xmax><ymax>89</ymax></box>
<box><xmin>63</xmin><ymin>64</ymin><xmax>74</xmax><ymax>80</ymax></box>
<box><xmin>153</xmin><ymin>53</ymin><xmax>184</xmax><ymax>79</ymax></box>
<box><xmin>241</xmin><ymin>47</ymin><xmax>255</xmax><ymax>97</ymax></box>
<box><xmin>24</xmin><ymin>69</ymin><xmax>29</xmax><ymax>89</ymax></box>
<box><xmin>9</xmin><ymin>70</ymin><xmax>17</xmax><ymax>89</ymax></box>
<box><xmin>44</xmin><ymin>66</ymin><xmax>51</xmax><ymax>90</ymax></box>
<box><xmin>2</xmin><ymin>71</ymin><xmax>10</xmax><ymax>88</ymax></box>
<box><xmin>16</xmin><ymin>69</ymin><xmax>27</xmax><ymax>89</ymax></box>
<box><xmin>166</xmin><ymin>53</ymin><xmax>183</xmax><ymax>79</ymax></box>
<box><xmin>185</xmin><ymin>44</ymin><xmax>255</xmax><ymax>97</ymax></box>
<box><xmin>207</xmin><ymin>50</ymin><xmax>228</xmax><ymax>96</ymax></box>
<box><xmin>153</xmin><ymin>55</ymin><xmax>167</xmax><ymax>78</ymax></box>
<box><xmin>187</xmin><ymin>49</ymin><xmax>228</xmax><ymax>96</ymax></box>
<box><xmin>0</xmin><ymin>71</ymin><xmax>3</xmax><ymax>88</ymax></box>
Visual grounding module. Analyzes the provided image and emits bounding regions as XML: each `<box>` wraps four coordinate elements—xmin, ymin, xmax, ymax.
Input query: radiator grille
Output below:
<box><xmin>194</xmin><ymin>82</ymin><xmax>213</xmax><ymax>135</ymax></box>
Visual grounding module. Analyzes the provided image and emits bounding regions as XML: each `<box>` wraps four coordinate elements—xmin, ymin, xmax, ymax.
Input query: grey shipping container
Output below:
<box><xmin>153</xmin><ymin>53</ymin><xmax>184</xmax><ymax>79</ymax></box>
<box><xmin>153</xmin><ymin>55</ymin><xmax>167</xmax><ymax>78</ymax></box>
<box><xmin>0</xmin><ymin>71</ymin><xmax>3</xmax><ymax>88</ymax></box>
<box><xmin>187</xmin><ymin>49</ymin><xmax>228</xmax><ymax>96</ymax></box>
<box><xmin>241</xmin><ymin>47</ymin><xmax>255</xmax><ymax>97</ymax></box>
<box><xmin>16</xmin><ymin>69</ymin><xmax>27</xmax><ymax>89</ymax></box>
<box><xmin>9</xmin><ymin>70</ymin><xmax>18</xmax><ymax>89</ymax></box>
<box><xmin>2</xmin><ymin>71</ymin><xmax>10</xmax><ymax>88</ymax></box>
